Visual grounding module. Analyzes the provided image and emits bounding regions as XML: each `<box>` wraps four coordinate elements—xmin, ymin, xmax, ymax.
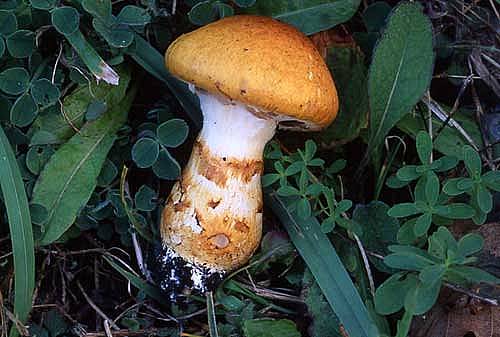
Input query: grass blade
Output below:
<box><xmin>126</xmin><ymin>34</ymin><xmax>202</xmax><ymax>128</ymax></box>
<box><xmin>64</xmin><ymin>30</ymin><xmax>119</xmax><ymax>85</ymax></box>
<box><xmin>206</xmin><ymin>291</ymin><xmax>219</xmax><ymax>337</ymax></box>
<box><xmin>103</xmin><ymin>255</ymin><xmax>165</xmax><ymax>302</ymax></box>
<box><xmin>265</xmin><ymin>191</ymin><xmax>379</xmax><ymax>337</ymax></box>
<box><xmin>0</xmin><ymin>126</ymin><xmax>35</xmax><ymax>337</ymax></box>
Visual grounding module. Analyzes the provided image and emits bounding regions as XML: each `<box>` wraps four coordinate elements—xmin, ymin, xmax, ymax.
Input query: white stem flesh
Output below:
<box><xmin>161</xmin><ymin>91</ymin><xmax>277</xmax><ymax>272</ymax></box>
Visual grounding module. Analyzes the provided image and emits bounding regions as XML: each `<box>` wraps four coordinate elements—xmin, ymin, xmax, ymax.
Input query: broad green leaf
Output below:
<box><xmin>387</xmin><ymin>203</ymin><xmax>419</xmax><ymax>217</ymax></box>
<box><xmin>26</xmin><ymin>145</ymin><xmax>54</xmax><ymax>175</ymax></box>
<box><xmin>31</xmin><ymin>88</ymin><xmax>134</xmax><ymax>245</ymax></box>
<box><xmin>432</xmin><ymin>227</ymin><xmax>457</xmax><ymax>252</ymax></box>
<box><xmin>419</xmin><ymin>264</ymin><xmax>446</xmax><ymax>286</ymax></box>
<box><xmin>367</xmin><ymin>2</ymin><xmax>434</xmax><ymax>156</ymax></box>
<box><xmin>447</xmin><ymin>266</ymin><xmax>500</xmax><ymax>285</ymax></box>
<box><xmin>117</xmin><ymin>5</ymin><xmax>151</xmax><ymax>26</ymax></box>
<box><xmin>51</xmin><ymin>6</ymin><xmax>79</xmax><ymax>35</ymax></box>
<box><xmin>10</xmin><ymin>93</ymin><xmax>38</xmax><ymax>127</ymax></box>
<box><xmin>96</xmin><ymin>158</ymin><xmax>117</xmax><ymax>187</ymax></box>
<box><xmin>322</xmin><ymin>46</ymin><xmax>368</xmax><ymax>142</ymax></box>
<box><xmin>416</xmin><ymin>131</ymin><xmax>432</xmax><ymax>164</ymax></box>
<box><xmin>29</xmin><ymin>0</ymin><xmax>56</xmax><ymax>10</ymax></box>
<box><xmin>0</xmin><ymin>126</ymin><xmax>35</xmax><ymax>337</ymax></box>
<box><xmin>432</xmin><ymin>156</ymin><xmax>458</xmax><ymax>172</ymax></box>
<box><xmin>152</xmin><ymin>148</ymin><xmax>181</xmax><ymax>180</ymax></box>
<box><xmin>30</xmin><ymin>203</ymin><xmax>48</xmax><ymax>226</ymax></box>
<box><xmin>482</xmin><ymin>170</ymin><xmax>500</xmax><ymax>191</ymax></box>
<box><xmin>135</xmin><ymin>185</ymin><xmax>156</xmax><ymax>212</ymax></box>
<box><xmin>424</xmin><ymin>172</ymin><xmax>439</xmax><ymax>205</ymax></box>
<box><xmin>132</xmin><ymin>138</ymin><xmax>159</xmax><ymax>168</ymax></box>
<box><xmin>457</xmin><ymin>233</ymin><xmax>483</xmax><ymax>257</ymax></box>
<box><xmin>246</xmin><ymin>0</ymin><xmax>362</xmax><ymax>35</ymax></box>
<box><xmin>435</xmin><ymin>203</ymin><xmax>475</xmax><ymax>219</ymax></box>
<box><xmin>156</xmin><ymin>118</ymin><xmax>189</xmax><ymax>147</ymax></box>
<box><xmin>30</xmin><ymin>79</ymin><xmax>60</xmax><ymax>107</ymax></box>
<box><xmin>384</xmin><ymin>252</ymin><xmax>434</xmax><ymax>271</ymax></box>
<box><xmin>0</xmin><ymin>10</ymin><xmax>17</xmax><ymax>35</ymax></box>
<box><xmin>29</xmin><ymin>131</ymin><xmax>58</xmax><ymax>146</ymax></box>
<box><xmin>396</xmin><ymin>165</ymin><xmax>420</xmax><ymax>181</ymax></box>
<box><xmin>405</xmin><ymin>276</ymin><xmax>440</xmax><ymax>314</ymax></box>
<box><xmin>463</xmin><ymin>145</ymin><xmax>482</xmax><ymax>178</ymax></box>
<box><xmin>188</xmin><ymin>1</ymin><xmax>218</xmax><ymax>25</ymax></box>
<box><xmin>266</xmin><ymin>192</ymin><xmax>379</xmax><ymax>337</ymax></box>
<box><xmin>6</xmin><ymin>30</ymin><xmax>35</xmax><ymax>58</ymax></box>
<box><xmin>414</xmin><ymin>213</ymin><xmax>432</xmax><ymax>237</ymax></box>
<box><xmin>277</xmin><ymin>185</ymin><xmax>300</xmax><ymax>197</ymax></box>
<box><xmin>475</xmin><ymin>184</ymin><xmax>492</xmax><ymax>213</ymax></box>
<box><xmin>243</xmin><ymin>319</ymin><xmax>300</xmax><ymax>337</ymax></box>
<box><xmin>374</xmin><ymin>272</ymin><xmax>408</xmax><ymax>315</ymax></box>
<box><xmin>0</xmin><ymin>67</ymin><xmax>30</xmax><ymax>95</ymax></box>
<box><xmin>297</xmin><ymin>197</ymin><xmax>312</xmax><ymax>219</ymax></box>
<box><xmin>85</xmin><ymin>100</ymin><xmax>107</xmax><ymax>121</ymax></box>
<box><xmin>443</xmin><ymin>178</ymin><xmax>466</xmax><ymax>196</ymax></box>
<box><xmin>29</xmin><ymin>68</ymin><xmax>130</xmax><ymax>142</ymax></box>
<box><xmin>427</xmin><ymin>233</ymin><xmax>446</xmax><ymax>260</ymax></box>
<box><xmin>92</xmin><ymin>18</ymin><xmax>134</xmax><ymax>48</ymax></box>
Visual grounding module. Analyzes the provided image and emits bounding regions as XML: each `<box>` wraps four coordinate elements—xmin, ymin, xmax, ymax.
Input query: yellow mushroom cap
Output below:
<box><xmin>165</xmin><ymin>15</ymin><xmax>339</xmax><ymax>129</ymax></box>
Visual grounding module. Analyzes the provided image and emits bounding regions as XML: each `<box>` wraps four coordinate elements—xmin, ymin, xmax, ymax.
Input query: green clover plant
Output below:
<box><xmin>444</xmin><ymin>145</ymin><xmax>500</xmax><ymax>224</ymax></box>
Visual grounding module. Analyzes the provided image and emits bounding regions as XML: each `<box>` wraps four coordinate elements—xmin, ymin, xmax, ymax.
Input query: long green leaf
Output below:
<box><xmin>265</xmin><ymin>192</ymin><xmax>379</xmax><ymax>337</ymax></box>
<box><xmin>367</xmin><ymin>2</ymin><xmax>434</xmax><ymax>157</ymax></box>
<box><xmin>31</xmin><ymin>88</ymin><xmax>135</xmax><ymax>245</ymax></box>
<box><xmin>126</xmin><ymin>34</ymin><xmax>202</xmax><ymax>127</ymax></box>
<box><xmin>64</xmin><ymin>29</ymin><xmax>119</xmax><ymax>85</ymax></box>
<box><xmin>246</xmin><ymin>0</ymin><xmax>361</xmax><ymax>35</ymax></box>
<box><xmin>0</xmin><ymin>126</ymin><xmax>35</xmax><ymax>337</ymax></box>
<box><xmin>29</xmin><ymin>68</ymin><xmax>131</xmax><ymax>143</ymax></box>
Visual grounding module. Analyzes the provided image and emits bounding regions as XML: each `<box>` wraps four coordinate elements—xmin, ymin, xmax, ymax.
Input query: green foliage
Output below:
<box><xmin>264</xmin><ymin>140</ymin><xmax>354</xmax><ymax>231</ymax></box>
<box><xmin>443</xmin><ymin>146</ymin><xmax>500</xmax><ymax>222</ymax></box>
<box><xmin>266</xmin><ymin>192</ymin><xmax>379</xmax><ymax>337</ymax></box>
<box><xmin>131</xmin><ymin>118</ymin><xmax>187</xmax><ymax>179</ymax></box>
<box><xmin>302</xmin><ymin>269</ymin><xmax>343</xmax><ymax>337</ymax></box>
<box><xmin>245</xmin><ymin>0</ymin><xmax>362</xmax><ymax>35</ymax></box>
<box><xmin>367</xmin><ymin>2</ymin><xmax>434</xmax><ymax>160</ymax></box>
<box><xmin>322</xmin><ymin>45</ymin><xmax>368</xmax><ymax>143</ymax></box>
<box><xmin>31</xmin><ymin>82</ymin><xmax>135</xmax><ymax>245</ymax></box>
<box><xmin>397</xmin><ymin>108</ymin><xmax>483</xmax><ymax>159</ymax></box>
<box><xmin>243</xmin><ymin>319</ymin><xmax>301</xmax><ymax>337</ymax></box>
<box><xmin>0</xmin><ymin>1</ymin><xmax>498</xmax><ymax>337</ymax></box>
<box><xmin>0</xmin><ymin>126</ymin><xmax>35</xmax><ymax>337</ymax></box>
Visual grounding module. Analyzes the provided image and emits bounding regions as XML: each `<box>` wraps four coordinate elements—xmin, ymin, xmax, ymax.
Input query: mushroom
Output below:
<box><xmin>155</xmin><ymin>15</ymin><xmax>339</xmax><ymax>294</ymax></box>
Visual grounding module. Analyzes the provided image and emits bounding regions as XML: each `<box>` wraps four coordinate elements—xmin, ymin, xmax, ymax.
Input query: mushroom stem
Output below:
<box><xmin>158</xmin><ymin>91</ymin><xmax>276</xmax><ymax>292</ymax></box>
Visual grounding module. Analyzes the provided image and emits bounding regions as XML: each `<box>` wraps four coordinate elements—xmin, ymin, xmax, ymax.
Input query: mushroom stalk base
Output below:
<box><xmin>157</xmin><ymin>91</ymin><xmax>276</xmax><ymax>294</ymax></box>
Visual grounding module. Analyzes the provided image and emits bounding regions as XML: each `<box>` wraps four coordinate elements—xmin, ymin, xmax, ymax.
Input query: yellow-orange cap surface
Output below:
<box><xmin>165</xmin><ymin>15</ymin><xmax>338</xmax><ymax>129</ymax></box>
